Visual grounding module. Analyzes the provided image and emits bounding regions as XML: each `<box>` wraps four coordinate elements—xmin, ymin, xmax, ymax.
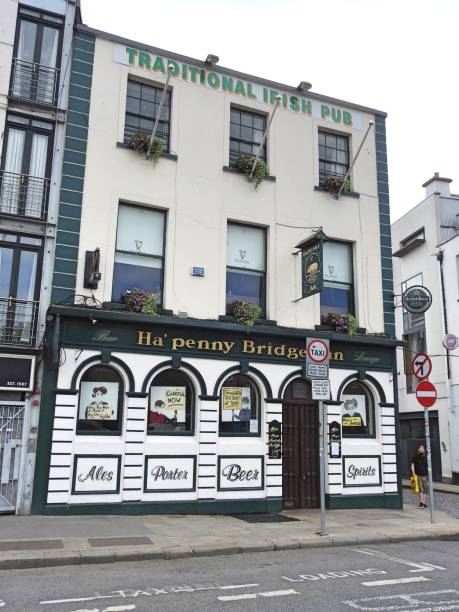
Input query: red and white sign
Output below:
<box><xmin>415</xmin><ymin>381</ymin><xmax>437</xmax><ymax>408</ymax></box>
<box><xmin>411</xmin><ymin>352</ymin><xmax>432</xmax><ymax>381</ymax></box>
<box><xmin>306</xmin><ymin>339</ymin><xmax>329</xmax><ymax>363</ymax></box>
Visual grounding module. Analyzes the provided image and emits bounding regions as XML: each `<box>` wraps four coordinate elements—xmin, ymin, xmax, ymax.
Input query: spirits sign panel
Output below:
<box><xmin>218</xmin><ymin>456</ymin><xmax>264</xmax><ymax>491</ymax></box>
<box><xmin>71</xmin><ymin>455</ymin><xmax>121</xmax><ymax>494</ymax></box>
<box><xmin>144</xmin><ymin>456</ymin><xmax>196</xmax><ymax>492</ymax></box>
<box><xmin>343</xmin><ymin>456</ymin><xmax>382</xmax><ymax>488</ymax></box>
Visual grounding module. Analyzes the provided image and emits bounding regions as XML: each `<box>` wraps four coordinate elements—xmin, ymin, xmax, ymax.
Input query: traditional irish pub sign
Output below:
<box><xmin>296</xmin><ymin>230</ymin><xmax>328</xmax><ymax>299</ymax></box>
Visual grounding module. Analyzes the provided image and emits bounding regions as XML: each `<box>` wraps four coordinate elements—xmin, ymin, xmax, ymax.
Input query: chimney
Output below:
<box><xmin>422</xmin><ymin>172</ymin><xmax>452</xmax><ymax>197</ymax></box>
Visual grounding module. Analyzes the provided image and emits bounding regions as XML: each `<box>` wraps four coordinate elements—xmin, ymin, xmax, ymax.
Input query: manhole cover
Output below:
<box><xmin>228</xmin><ymin>514</ymin><xmax>300</xmax><ymax>523</ymax></box>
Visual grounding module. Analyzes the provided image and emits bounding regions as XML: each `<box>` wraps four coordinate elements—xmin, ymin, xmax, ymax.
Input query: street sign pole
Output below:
<box><xmin>423</xmin><ymin>407</ymin><xmax>435</xmax><ymax>524</ymax></box>
<box><xmin>319</xmin><ymin>399</ymin><xmax>326</xmax><ymax>536</ymax></box>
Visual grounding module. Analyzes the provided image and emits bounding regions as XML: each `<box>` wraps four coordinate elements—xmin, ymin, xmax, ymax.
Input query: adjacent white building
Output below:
<box><xmin>392</xmin><ymin>173</ymin><xmax>459</xmax><ymax>482</ymax></box>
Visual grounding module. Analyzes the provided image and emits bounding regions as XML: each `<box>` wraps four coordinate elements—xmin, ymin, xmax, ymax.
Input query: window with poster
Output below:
<box><xmin>148</xmin><ymin>370</ymin><xmax>194</xmax><ymax>435</ymax></box>
<box><xmin>219</xmin><ymin>373</ymin><xmax>260</xmax><ymax>436</ymax></box>
<box><xmin>226</xmin><ymin>222</ymin><xmax>266</xmax><ymax>317</ymax></box>
<box><xmin>341</xmin><ymin>380</ymin><xmax>375</xmax><ymax>438</ymax></box>
<box><xmin>76</xmin><ymin>365</ymin><xmax>124</xmax><ymax>435</ymax></box>
<box><xmin>320</xmin><ymin>240</ymin><xmax>354</xmax><ymax>320</ymax></box>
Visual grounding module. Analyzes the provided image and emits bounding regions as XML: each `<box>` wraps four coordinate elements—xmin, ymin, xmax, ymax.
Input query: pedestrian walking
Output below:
<box><xmin>411</xmin><ymin>444</ymin><xmax>429</xmax><ymax>508</ymax></box>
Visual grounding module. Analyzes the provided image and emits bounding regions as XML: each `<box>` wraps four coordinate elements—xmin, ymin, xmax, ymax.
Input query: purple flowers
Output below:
<box><xmin>321</xmin><ymin>313</ymin><xmax>357</xmax><ymax>335</ymax></box>
<box><xmin>323</xmin><ymin>175</ymin><xmax>351</xmax><ymax>194</ymax></box>
<box><xmin>123</xmin><ymin>289</ymin><xmax>159</xmax><ymax>317</ymax></box>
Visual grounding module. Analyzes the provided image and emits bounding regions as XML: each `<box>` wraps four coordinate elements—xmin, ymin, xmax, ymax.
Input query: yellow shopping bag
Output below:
<box><xmin>410</xmin><ymin>475</ymin><xmax>419</xmax><ymax>494</ymax></box>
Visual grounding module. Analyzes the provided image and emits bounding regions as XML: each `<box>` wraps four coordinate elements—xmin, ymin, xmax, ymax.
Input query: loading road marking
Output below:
<box><xmin>40</xmin><ymin>583</ymin><xmax>259</xmax><ymax>605</ymax></box>
<box><xmin>361</xmin><ymin>577</ymin><xmax>432</xmax><ymax>587</ymax></box>
<box><xmin>354</xmin><ymin>548</ymin><xmax>446</xmax><ymax>573</ymax></box>
<box><xmin>218</xmin><ymin>589</ymin><xmax>298</xmax><ymax>602</ymax></box>
<box><xmin>343</xmin><ymin>589</ymin><xmax>459</xmax><ymax>611</ymax></box>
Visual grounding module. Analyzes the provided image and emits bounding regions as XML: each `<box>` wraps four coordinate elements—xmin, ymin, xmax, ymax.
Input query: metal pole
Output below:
<box><xmin>335</xmin><ymin>120</ymin><xmax>374</xmax><ymax>199</ymax></box>
<box><xmin>424</xmin><ymin>407</ymin><xmax>436</xmax><ymax>523</ymax></box>
<box><xmin>318</xmin><ymin>399</ymin><xmax>327</xmax><ymax>535</ymax></box>
<box><xmin>147</xmin><ymin>63</ymin><xmax>174</xmax><ymax>159</ymax></box>
<box><xmin>248</xmin><ymin>95</ymin><xmax>281</xmax><ymax>182</ymax></box>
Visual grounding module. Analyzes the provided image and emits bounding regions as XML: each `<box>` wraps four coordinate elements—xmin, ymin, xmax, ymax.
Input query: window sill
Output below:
<box><xmin>315</xmin><ymin>324</ymin><xmax>367</xmax><ymax>335</ymax></box>
<box><xmin>76</xmin><ymin>430</ymin><xmax>122</xmax><ymax>436</ymax></box>
<box><xmin>102</xmin><ymin>301</ymin><xmax>173</xmax><ymax>316</ymax></box>
<box><xmin>147</xmin><ymin>431</ymin><xmax>194</xmax><ymax>436</ymax></box>
<box><xmin>219</xmin><ymin>432</ymin><xmax>261</xmax><ymax>437</ymax></box>
<box><xmin>116</xmin><ymin>141</ymin><xmax>178</xmax><ymax>161</ymax></box>
<box><xmin>219</xmin><ymin>315</ymin><xmax>277</xmax><ymax>326</ymax></box>
<box><xmin>222</xmin><ymin>166</ymin><xmax>276</xmax><ymax>182</ymax></box>
<box><xmin>314</xmin><ymin>185</ymin><xmax>360</xmax><ymax>198</ymax></box>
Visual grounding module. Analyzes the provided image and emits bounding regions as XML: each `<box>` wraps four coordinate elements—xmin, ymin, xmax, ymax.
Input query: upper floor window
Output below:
<box><xmin>219</xmin><ymin>373</ymin><xmax>261</xmax><ymax>436</ymax></box>
<box><xmin>112</xmin><ymin>204</ymin><xmax>166</xmax><ymax>305</ymax></box>
<box><xmin>148</xmin><ymin>369</ymin><xmax>195</xmax><ymax>435</ymax></box>
<box><xmin>320</xmin><ymin>241</ymin><xmax>354</xmax><ymax>320</ymax></box>
<box><xmin>229</xmin><ymin>107</ymin><xmax>266</xmax><ymax>169</ymax></box>
<box><xmin>318</xmin><ymin>131</ymin><xmax>349</xmax><ymax>186</ymax></box>
<box><xmin>124</xmin><ymin>79</ymin><xmax>171</xmax><ymax>152</ymax></box>
<box><xmin>0</xmin><ymin>233</ymin><xmax>42</xmax><ymax>346</ymax></box>
<box><xmin>226</xmin><ymin>223</ymin><xmax>266</xmax><ymax>317</ymax></box>
<box><xmin>0</xmin><ymin>114</ymin><xmax>53</xmax><ymax>220</ymax></box>
<box><xmin>341</xmin><ymin>380</ymin><xmax>375</xmax><ymax>438</ymax></box>
<box><xmin>77</xmin><ymin>365</ymin><xmax>124</xmax><ymax>434</ymax></box>
<box><xmin>10</xmin><ymin>7</ymin><xmax>63</xmax><ymax>105</ymax></box>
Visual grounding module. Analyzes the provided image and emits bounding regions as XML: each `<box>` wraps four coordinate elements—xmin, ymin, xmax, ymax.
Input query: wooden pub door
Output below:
<box><xmin>282</xmin><ymin>378</ymin><xmax>320</xmax><ymax>508</ymax></box>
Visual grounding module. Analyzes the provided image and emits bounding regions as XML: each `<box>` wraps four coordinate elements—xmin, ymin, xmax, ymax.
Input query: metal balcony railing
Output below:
<box><xmin>9</xmin><ymin>58</ymin><xmax>59</xmax><ymax>106</ymax></box>
<box><xmin>0</xmin><ymin>171</ymin><xmax>49</xmax><ymax>220</ymax></box>
<box><xmin>0</xmin><ymin>298</ymin><xmax>39</xmax><ymax>346</ymax></box>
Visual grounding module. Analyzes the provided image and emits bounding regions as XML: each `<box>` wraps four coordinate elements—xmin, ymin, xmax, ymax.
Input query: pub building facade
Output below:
<box><xmin>31</xmin><ymin>17</ymin><xmax>401</xmax><ymax>514</ymax></box>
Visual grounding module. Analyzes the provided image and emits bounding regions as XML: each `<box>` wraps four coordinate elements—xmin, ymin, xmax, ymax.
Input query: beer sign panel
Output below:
<box><xmin>144</xmin><ymin>456</ymin><xmax>196</xmax><ymax>493</ymax></box>
<box><xmin>71</xmin><ymin>455</ymin><xmax>121</xmax><ymax>495</ymax></box>
<box><xmin>217</xmin><ymin>456</ymin><xmax>264</xmax><ymax>491</ymax></box>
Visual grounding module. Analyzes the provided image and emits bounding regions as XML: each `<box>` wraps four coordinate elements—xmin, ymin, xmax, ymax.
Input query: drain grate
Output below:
<box><xmin>0</xmin><ymin>539</ymin><xmax>64</xmax><ymax>551</ymax></box>
<box><xmin>229</xmin><ymin>513</ymin><xmax>300</xmax><ymax>523</ymax></box>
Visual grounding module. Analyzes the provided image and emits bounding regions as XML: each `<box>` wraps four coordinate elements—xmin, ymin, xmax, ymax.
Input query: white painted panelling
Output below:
<box><xmin>383</xmin><ymin>474</ymin><xmax>397</xmax><ymax>483</ymax></box>
<box><xmin>266</xmin><ymin>466</ymin><xmax>282</xmax><ymax>476</ymax></box>
<box><xmin>47</xmin><ymin>492</ymin><xmax>69</xmax><ymax>504</ymax></box>
<box><xmin>124</xmin><ymin>465</ymin><xmax>143</xmax><ymax>478</ymax></box>
<box><xmin>48</xmin><ymin>479</ymin><xmax>69</xmax><ymax>492</ymax></box>
<box><xmin>381</xmin><ymin>426</ymin><xmax>396</xmax><ymax>434</ymax></box>
<box><xmin>198</xmin><ymin>465</ymin><xmax>216</xmax><ymax>477</ymax></box>
<box><xmin>381</xmin><ymin>415</ymin><xmax>395</xmax><ymax>424</ymax></box>
<box><xmin>125</xmin><ymin>421</ymin><xmax>145</xmax><ymax>432</ymax></box>
<box><xmin>125</xmin><ymin>432</ymin><xmax>145</xmax><ymax>443</ymax></box>
<box><xmin>52</xmin><ymin>429</ymin><xmax>74</xmax><ymax>442</ymax></box>
<box><xmin>53</xmin><ymin>418</ymin><xmax>75</xmax><ymax>430</ymax></box>
<box><xmin>200</xmin><ymin>433</ymin><xmax>217</xmax><ymax>444</ymax></box>
<box><xmin>382</xmin><ymin>445</ymin><xmax>396</xmax><ymax>454</ymax></box>
<box><xmin>49</xmin><ymin>456</ymin><xmax>71</xmax><ymax>467</ymax></box>
<box><xmin>382</xmin><ymin>435</ymin><xmax>396</xmax><ymax>445</ymax></box>
<box><xmin>54</xmin><ymin>405</ymin><xmax>76</xmax><ymax>418</ymax></box>
<box><xmin>381</xmin><ymin>407</ymin><xmax>395</xmax><ymax>417</ymax></box>
<box><xmin>123</xmin><ymin>491</ymin><xmax>142</xmax><ymax>502</ymax></box>
<box><xmin>49</xmin><ymin>466</ymin><xmax>71</xmax><ymax>479</ymax></box>
<box><xmin>199</xmin><ymin>421</ymin><xmax>217</xmax><ymax>433</ymax></box>
<box><xmin>384</xmin><ymin>483</ymin><xmax>398</xmax><ymax>493</ymax></box>
<box><xmin>55</xmin><ymin>395</ymin><xmax>78</xmax><ymax>406</ymax></box>
<box><xmin>383</xmin><ymin>454</ymin><xmax>397</xmax><ymax>463</ymax></box>
<box><xmin>51</xmin><ymin>442</ymin><xmax>73</xmax><ymax>454</ymax></box>
<box><xmin>266</xmin><ymin>475</ymin><xmax>282</xmax><ymax>487</ymax></box>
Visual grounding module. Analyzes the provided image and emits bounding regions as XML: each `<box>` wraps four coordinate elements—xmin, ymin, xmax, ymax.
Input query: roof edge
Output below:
<box><xmin>75</xmin><ymin>23</ymin><xmax>388</xmax><ymax>118</ymax></box>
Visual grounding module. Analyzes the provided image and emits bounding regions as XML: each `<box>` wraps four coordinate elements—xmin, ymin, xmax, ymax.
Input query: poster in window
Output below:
<box><xmin>341</xmin><ymin>394</ymin><xmax>367</xmax><ymax>435</ymax></box>
<box><xmin>149</xmin><ymin>386</ymin><xmax>186</xmax><ymax>431</ymax></box>
<box><xmin>79</xmin><ymin>382</ymin><xmax>119</xmax><ymax>421</ymax></box>
<box><xmin>222</xmin><ymin>387</ymin><xmax>251</xmax><ymax>422</ymax></box>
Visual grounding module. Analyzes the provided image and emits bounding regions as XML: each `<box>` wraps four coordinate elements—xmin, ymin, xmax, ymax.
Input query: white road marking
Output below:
<box><xmin>219</xmin><ymin>584</ymin><xmax>259</xmax><ymax>590</ymax></box>
<box><xmin>361</xmin><ymin>576</ymin><xmax>432</xmax><ymax>587</ymax></box>
<box><xmin>41</xmin><ymin>596</ymin><xmax>120</xmax><ymax>605</ymax></box>
<box><xmin>354</xmin><ymin>548</ymin><xmax>446</xmax><ymax>573</ymax></box>
<box><xmin>343</xmin><ymin>589</ymin><xmax>459</xmax><ymax>611</ymax></box>
<box><xmin>218</xmin><ymin>589</ymin><xmax>298</xmax><ymax>602</ymax></box>
<box><xmin>218</xmin><ymin>594</ymin><xmax>258</xmax><ymax>601</ymax></box>
<box><xmin>70</xmin><ymin>607</ymin><xmax>135</xmax><ymax>612</ymax></box>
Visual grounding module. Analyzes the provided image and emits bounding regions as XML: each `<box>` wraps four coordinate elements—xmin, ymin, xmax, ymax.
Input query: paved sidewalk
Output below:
<box><xmin>402</xmin><ymin>478</ymin><xmax>459</xmax><ymax>495</ymax></box>
<box><xmin>0</xmin><ymin>504</ymin><xmax>458</xmax><ymax>571</ymax></box>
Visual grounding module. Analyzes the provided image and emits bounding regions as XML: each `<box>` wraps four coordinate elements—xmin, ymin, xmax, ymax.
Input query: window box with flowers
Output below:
<box><xmin>318</xmin><ymin>313</ymin><xmax>357</xmax><ymax>336</ymax></box>
<box><xmin>123</xmin><ymin>289</ymin><xmax>159</xmax><ymax>317</ymax></box>
<box><xmin>127</xmin><ymin>131</ymin><xmax>164</xmax><ymax>164</ymax></box>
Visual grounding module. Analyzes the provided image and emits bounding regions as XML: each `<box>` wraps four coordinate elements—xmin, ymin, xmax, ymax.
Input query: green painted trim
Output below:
<box><xmin>326</xmin><ymin>493</ymin><xmax>402</xmax><ymax>510</ymax></box>
<box><xmin>31</xmin><ymin>323</ymin><xmax>59</xmax><ymax>514</ymax></box>
<box><xmin>392</xmin><ymin>360</ymin><xmax>403</xmax><ymax>498</ymax></box>
<box><xmin>38</xmin><ymin>497</ymin><xmax>283</xmax><ymax>516</ymax></box>
<box><xmin>54</xmin><ymin>244</ymin><xmax>79</xmax><ymax>259</ymax></box>
<box><xmin>54</xmin><ymin>259</ymin><xmax>78</xmax><ymax>275</ymax></box>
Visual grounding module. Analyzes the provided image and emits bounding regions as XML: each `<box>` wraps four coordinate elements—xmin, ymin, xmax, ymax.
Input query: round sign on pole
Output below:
<box><xmin>306</xmin><ymin>339</ymin><xmax>329</xmax><ymax>363</ymax></box>
<box><xmin>402</xmin><ymin>285</ymin><xmax>432</xmax><ymax>314</ymax></box>
<box><xmin>442</xmin><ymin>334</ymin><xmax>459</xmax><ymax>350</ymax></box>
<box><xmin>411</xmin><ymin>352</ymin><xmax>432</xmax><ymax>381</ymax></box>
<box><xmin>415</xmin><ymin>380</ymin><xmax>437</xmax><ymax>408</ymax></box>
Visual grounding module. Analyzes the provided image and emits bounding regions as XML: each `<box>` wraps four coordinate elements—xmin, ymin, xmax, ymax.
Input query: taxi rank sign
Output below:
<box><xmin>296</xmin><ymin>230</ymin><xmax>328</xmax><ymax>299</ymax></box>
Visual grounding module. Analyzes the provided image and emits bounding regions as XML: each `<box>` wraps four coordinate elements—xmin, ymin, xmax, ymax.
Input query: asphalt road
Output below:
<box><xmin>0</xmin><ymin>540</ymin><xmax>458</xmax><ymax>611</ymax></box>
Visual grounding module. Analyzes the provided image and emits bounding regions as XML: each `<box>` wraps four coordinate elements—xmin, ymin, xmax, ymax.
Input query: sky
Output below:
<box><xmin>80</xmin><ymin>0</ymin><xmax>458</xmax><ymax>222</ymax></box>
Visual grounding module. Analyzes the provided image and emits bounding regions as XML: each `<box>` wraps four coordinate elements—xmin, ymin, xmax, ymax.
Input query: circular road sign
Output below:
<box><xmin>415</xmin><ymin>380</ymin><xmax>437</xmax><ymax>408</ymax></box>
<box><xmin>442</xmin><ymin>334</ymin><xmax>459</xmax><ymax>350</ymax></box>
<box><xmin>307</xmin><ymin>339</ymin><xmax>329</xmax><ymax>363</ymax></box>
<box><xmin>411</xmin><ymin>352</ymin><xmax>432</xmax><ymax>381</ymax></box>
<box><xmin>402</xmin><ymin>285</ymin><xmax>432</xmax><ymax>314</ymax></box>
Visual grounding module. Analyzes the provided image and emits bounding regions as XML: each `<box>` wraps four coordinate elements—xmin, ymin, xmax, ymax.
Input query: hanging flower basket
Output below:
<box><xmin>228</xmin><ymin>300</ymin><xmax>262</xmax><ymax>329</ymax></box>
<box><xmin>127</xmin><ymin>131</ymin><xmax>164</xmax><ymax>164</ymax></box>
<box><xmin>321</xmin><ymin>312</ymin><xmax>357</xmax><ymax>335</ymax></box>
<box><xmin>123</xmin><ymin>288</ymin><xmax>159</xmax><ymax>317</ymax></box>
<box><xmin>323</xmin><ymin>175</ymin><xmax>351</xmax><ymax>194</ymax></box>
<box><xmin>237</xmin><ymin>155</ymin><xmax>268</xmax><ymax>189</ymax></box>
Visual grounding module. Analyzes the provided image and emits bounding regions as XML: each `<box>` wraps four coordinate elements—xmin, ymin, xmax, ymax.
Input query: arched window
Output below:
<box><xmin>341</xmin><ymin>380</ymin><xmax>375</xmax><ymax>438</ymax></box>
<box><xmin>148</xmin><ymin>370</ymin><xmax>194</xmax><ymax>435</ymax></box>
<box><xmin>77</xmin><ymin>365</ymin><xmax>124</xmax><ymax>434</ymax></box>
<box><xmin>219</xmin><ymin>373</ymin><xmax>260</xmax><ymax>436</ymax></box>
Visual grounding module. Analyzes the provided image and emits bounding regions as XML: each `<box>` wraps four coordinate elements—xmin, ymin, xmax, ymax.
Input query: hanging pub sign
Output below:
<box><xmin>268</xmin><ymin>420</ymin><xmax>282</xmax><ymax>459</ymax></box>
<box><xmin>296</xmin><ymin>230</ymin><xmax>328</xmax><ymax>299</ymax></box>
<box><xmin>402</xmin><ymin>285</ymin><xmax>432</xmax><ymax>314</ymax></box>
<box><xmin>329</xmin><ymin>420</ymin><xmax>341</xmax><ymax>458</ymax></box>
<box><xmin>0</xmin><ymin>355</ymin><xmax>35</xmax><ymax>391</ymax></box>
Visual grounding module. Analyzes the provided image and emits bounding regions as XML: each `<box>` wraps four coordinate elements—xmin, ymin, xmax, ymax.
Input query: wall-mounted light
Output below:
<box><xmin>205</xmin><ymin>54</ymin><xmax>219</xmax><ymax>65</ymax></box>
<box><xmin>83</xmin><ymin>248</ymin><xmax>101</xmax><ymax>289</ymax></box>
<box><xmin>297</xmin><ymin>81</ymin><xmax>312</xmax><ymax>92</ymax></box>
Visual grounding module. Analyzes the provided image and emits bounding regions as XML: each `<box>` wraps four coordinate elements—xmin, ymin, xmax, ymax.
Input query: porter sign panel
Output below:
<box><xmin>218</xmin><ymin>456</ymin><xmax>264</xmax><ymax>491</ymax></box>
<box><xmin>71</xmin><ymin>455</ymin><xmax>121</xmax><ymax>494</ymax></box>
<box><xmin>343</xmin><ymin>455</ymin><xmax>382</xmax><ymax>488</ymax></box>
<box><xmin>144</xmin><ymin>456</ymin><xmax>196</xmax><ymax>492</ymax></box>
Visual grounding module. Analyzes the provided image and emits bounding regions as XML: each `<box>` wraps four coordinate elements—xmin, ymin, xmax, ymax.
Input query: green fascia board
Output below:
<box><xmin>65</xmin><ymin>136</ymin><xmax>88</xmax><ymax>153</ymax></box>
<box><xmin>63</xmin><ymin>162</ymin><xmax>85</xmax><ymax>179</ymax></box>
<box><xmin>53</xmin><ymin>272</ymin><xmax>77</xmax><ymax>289</ymax></box>
<box><xmin>54</xmin><ymin>244</ymin><xmax>79</xmax><ymax>260</ymax></box>
<box><xmin>54</xmin><ymin>258</ymin><xmax>78</xmax><ymax>275</ymax></box>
